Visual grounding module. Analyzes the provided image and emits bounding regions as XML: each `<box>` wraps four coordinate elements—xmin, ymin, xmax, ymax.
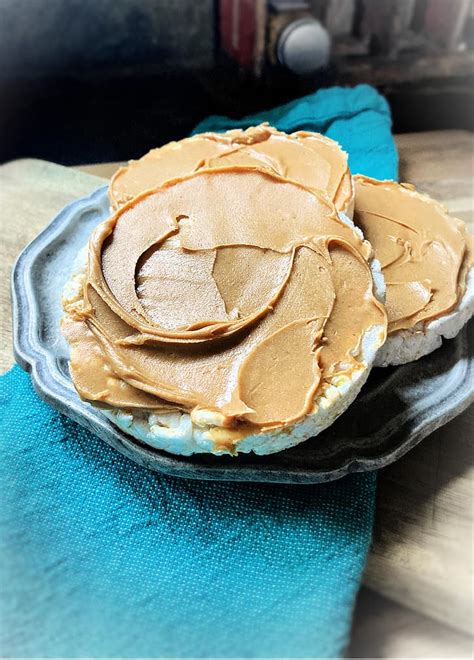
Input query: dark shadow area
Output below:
<box><xmin>1</xmin><ymin>0</ymin><xmax>473</xmax><ymax>164</ymax></box>
<box><xmin>0</xmin><ymin>74</ymin><xmax>216</xmax><ymax>165</ymax></box>
<box><xmin>1</xmin><ymin>70</ymin><xmax>473</xmax><ymax>165</ymax></box>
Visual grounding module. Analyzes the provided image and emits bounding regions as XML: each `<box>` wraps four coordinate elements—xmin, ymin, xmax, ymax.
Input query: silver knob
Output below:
<box><xmin>277</xmin><ymin>18</ymin><xmax>331</xmax><ymax>75</ymax></box>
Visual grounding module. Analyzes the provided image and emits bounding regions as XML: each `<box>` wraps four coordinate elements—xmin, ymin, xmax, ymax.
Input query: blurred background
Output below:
<box><xmin>0</xmin><ymin>0</ymin><xmax>473</xmax><ymax>165</ymax></box>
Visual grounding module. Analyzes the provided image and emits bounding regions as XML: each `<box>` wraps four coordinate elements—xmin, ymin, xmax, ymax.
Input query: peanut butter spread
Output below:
<box><xmin>63</xmin><ymin>167</ymin><xmax>385</xmax><ymax>440</ymax></box>
<box><xmin>109</xmin><ymin>124</ymin><xmax>353</xmax><ymax>214</ymax></box>
<box><xmin>354</xmin><ymin>175</ymin><xmax>473</xmax><ymax>334</ymax></box>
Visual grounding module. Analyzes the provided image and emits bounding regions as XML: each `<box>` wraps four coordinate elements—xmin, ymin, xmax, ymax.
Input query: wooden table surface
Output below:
<box><xmin>1</xmin><ymin>131</ymin><xmax>473</xmax><ymax>655</ymax></box>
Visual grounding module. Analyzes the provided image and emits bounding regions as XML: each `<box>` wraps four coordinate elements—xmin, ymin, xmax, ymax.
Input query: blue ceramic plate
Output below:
<box><xmin>12</xmin><ymin>187</ymin><xmax>474</xmax><ymax>483</ymax></box>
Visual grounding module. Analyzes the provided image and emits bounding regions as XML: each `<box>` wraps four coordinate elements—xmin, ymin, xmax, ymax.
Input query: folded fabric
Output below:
<box><xmin>0</xmin><ymin>84</ymin><xmax>397</xmax><ymax>659</ymax></box>
<box><xmin>193</xmin><ymin>83</ymin><xmax>398</xmax><ymax>181</ymax></box>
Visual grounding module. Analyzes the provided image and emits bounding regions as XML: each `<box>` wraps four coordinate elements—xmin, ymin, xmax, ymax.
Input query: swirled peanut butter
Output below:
<box><xmin>354</xmin><ymin>175</ymin><xmax>473</xmax><ymax>334</ymax></box>
<box><xmin>109</xmin><ymin>124</ymin><xmax>353</xmax><ymax>214</ymax></box>
<box><xmin>63</xmin><ymin>167</ymin><xmax>385</xmax><ymax>442</ymax></box>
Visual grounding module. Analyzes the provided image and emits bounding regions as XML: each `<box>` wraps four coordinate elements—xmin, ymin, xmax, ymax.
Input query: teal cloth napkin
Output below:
<box><xmin>193</xmin><ymin>84</ymin><xmax>398</xmax><ymax>180</ymax></box>
<box><xmin>0</xmin><ymin>84</ymin><xmax>397</xmax><ymax>659</ymax></box>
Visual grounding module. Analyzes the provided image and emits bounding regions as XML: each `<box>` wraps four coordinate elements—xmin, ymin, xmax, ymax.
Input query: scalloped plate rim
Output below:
<box><xmin>11</xmin><ymin>186</ymin><xmax>474</xmax><ymax>483</ymax></box>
